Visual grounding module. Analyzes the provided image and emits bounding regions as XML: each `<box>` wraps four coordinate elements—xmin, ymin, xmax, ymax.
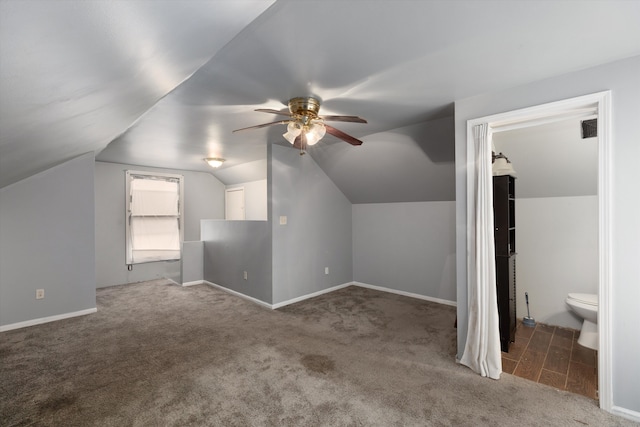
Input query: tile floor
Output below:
<box><xmin>501</xmin><ymin>321</ymin><xmax>598</xmax><ymax>400</ymax></box>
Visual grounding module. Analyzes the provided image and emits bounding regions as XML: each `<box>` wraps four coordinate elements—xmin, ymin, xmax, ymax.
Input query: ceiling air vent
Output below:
<box><xmin>581</xmin><ymin>118</ymin><xmax>597</xmax><ymax>139</ymax></box>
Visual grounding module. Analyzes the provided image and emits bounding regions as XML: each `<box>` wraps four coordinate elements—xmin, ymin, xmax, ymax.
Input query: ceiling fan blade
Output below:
<box><xmin>232</xmin><ymin>120</ymin><xmax>289</xmax><ymax>132</ymax></box>
<box><xmin>319</xmin><ymin>115</ymin><xmax>367</xmax><ymax>124</ymax></box>
<box><xmin>255</xmin><ymin>108</ymin><xmax>293</xmax><ymax>117</ymax></box>
<box><xmin>325</xmin><ymin>125</ymin><xmax>364</xmax><ymax>146</ymax></box>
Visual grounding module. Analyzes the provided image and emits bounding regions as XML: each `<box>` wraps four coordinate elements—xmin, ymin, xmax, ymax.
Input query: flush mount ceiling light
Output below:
<box><xmin>233</xmin><ymin>97</ymin><xmax>366</xmax><ymax>154</ymax></box>
<box><xmin>204</xmin><ymin>157</ymin><xmax>225</xmax><ymax>168</ymax></box>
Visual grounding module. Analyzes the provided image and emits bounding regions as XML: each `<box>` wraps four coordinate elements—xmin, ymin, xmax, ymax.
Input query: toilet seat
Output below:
<box><xmin>567</xmin><ymin>293</ymin><xmax>598</xmax><ymax>306</ymax></box>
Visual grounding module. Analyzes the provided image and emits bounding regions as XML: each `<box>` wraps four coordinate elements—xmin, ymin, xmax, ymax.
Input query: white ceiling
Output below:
<box><xmin>1</xmin><ymin>1</ymin><xmax>639</xmax><ymax>202</ymax></box>
<box><xmin>0</xmin><ymin>0</ymin><xmax>275</xmax><ymax>187</ymax></box>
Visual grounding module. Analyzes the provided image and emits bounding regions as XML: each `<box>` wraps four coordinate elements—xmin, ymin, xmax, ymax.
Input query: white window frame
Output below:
<box><xmin>125</xmin><ymin>170</ymin><xmax>184</xmax><ymax>265</ymax></box>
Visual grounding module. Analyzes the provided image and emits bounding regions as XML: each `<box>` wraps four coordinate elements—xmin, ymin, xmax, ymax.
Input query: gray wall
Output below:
<box><xmin>454</xmin><ymin>55</ymin><xmax>640</xmax><ymax>413</ymax></box>
<box><xmin>353</xmin><ymin>201</ymin><xmax>456</xmax><ymax>302</ymax></box>
<box><xmin>0</xmin><ymin>153</ymin><xmax>96</xmax><ymax>328</ymax></box>
<box><xmin>516</xmin><ymin>196</ymin><xmax>598</xmax><ymax>329</ymax></box>
<box><xmin>182</xmin><ymin>241</ymin><xmax>203</xmax><ymax>285</ymax></box>
<box><xmin>94</xmin><ymin>161</ymin><xmax>225</xmax><ymax>288</ymax></box>
<box><xmin>271</xmin><ymin>145</ymin><xmax>353</xmax><ymax>304</ymax></box>
<box><xmin>201</xmin><ymin>220</ymin><xmax>272</xmax><ymax>304</ymax></box>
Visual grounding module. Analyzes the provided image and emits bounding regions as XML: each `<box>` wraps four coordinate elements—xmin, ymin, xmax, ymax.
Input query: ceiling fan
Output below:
<box><xmin>233</xmin><ymin>97</ymin><xmax>367</xmax><ymax>154</ymax></box>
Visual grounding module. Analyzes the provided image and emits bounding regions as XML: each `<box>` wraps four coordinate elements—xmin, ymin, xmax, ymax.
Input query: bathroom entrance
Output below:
<box><xmin>464</xmin><ymin>91</ymin><xmax>612</xmax><ymax>409</ymax></box>
<box><xmin>492</xmin><ymin>116</ymin><xmax>599</xmax><ymax>399</ymax></box>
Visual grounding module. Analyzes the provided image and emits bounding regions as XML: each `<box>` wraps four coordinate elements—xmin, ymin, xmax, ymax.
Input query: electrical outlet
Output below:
<box><xmin>279</xmin><ymin>216</ymin><xmax>287</xmax><ymax>225</ymax></box>
<box><xmin>243</xmin><ymin>271</ymin><xmax>248</xmax><ymax>280</ymax></box>
<box><xmin>325</xmin><ymin>267</ymin><xmax>329</xmax><ymax>275</ymax></box>
<box><xmin>36</xmin><ymin>289</ymin><xmax>45</xmax><ymax>299</ymax></box>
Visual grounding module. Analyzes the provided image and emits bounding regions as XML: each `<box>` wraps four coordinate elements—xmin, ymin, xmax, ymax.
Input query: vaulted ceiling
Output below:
<box><xmin>2</xmin><ymin>1</ymin><xmax>640</xmax><ymax>202</ymax></box>
<box><xmin>493</xmin><ymin>117</ymin><xmax>598</xmax><ymax>199</ymax></box>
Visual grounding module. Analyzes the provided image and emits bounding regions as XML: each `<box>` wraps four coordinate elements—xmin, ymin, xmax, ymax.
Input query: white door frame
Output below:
<box><xmin>466</xmin><ymin>91</ymin><xmax>612</xmax><ymax>410</ymax></box>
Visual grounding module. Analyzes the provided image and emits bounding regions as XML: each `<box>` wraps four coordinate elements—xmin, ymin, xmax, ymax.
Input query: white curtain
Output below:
<box><xmin>460</xmin><ymin>123</ymin><xmax>502</xmax><ymax>379</ymax></box>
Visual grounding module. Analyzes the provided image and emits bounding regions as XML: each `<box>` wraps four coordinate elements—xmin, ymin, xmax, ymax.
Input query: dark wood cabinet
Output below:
<box><xmin>493</xmin><ymin>175</ymin><xmax>516</xmax><ymax>352</ymax></box>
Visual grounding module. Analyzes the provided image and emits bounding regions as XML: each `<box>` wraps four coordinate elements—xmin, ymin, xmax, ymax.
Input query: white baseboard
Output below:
<box><xmin>201</xmin><ymin>280</ymin><xmax>456</xmax><ymax>311</ymax></box>
<box><xmin>0</xmin><ymin>308</ymin><xmax>97</xmax><ymax>332</ymax></box>
<box><xmin>203</xmin><ymin>281</ymin><xmax>273</xmax><ymax>309</ymax></box>
<box><xmin>182</xmin><ymin>280</ymin><xmax>204</xmax><ymax>287</ymax></box>
<box><xmin>611</xmin><ymin>406</ymin><xmax>640</xmax><ymax>423</ymax></box>
<box><xmin>272</xmin><ymin>282</ymin><xmax>353</xmax><ymax>309</ymax></box>
<box><xmin>352</xmin><ymin>281</ymin><xmax>457</xmax><ymax>307</ymax></box>
<box><xmin>202</xmin><ymin>281</ymin><xmax>352</xmax><ymax>310</ymax></box>
<box><xmin>164</xmin><ymin>277</ymin><xmax>181</xmax><ymax>286</ymax></box>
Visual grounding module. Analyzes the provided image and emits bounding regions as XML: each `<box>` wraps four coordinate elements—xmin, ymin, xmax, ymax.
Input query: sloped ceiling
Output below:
<box><xmin>0</xmin><ymin>0</ymin><xmax>275</xmax><ymax>187</ymax></box>
<box><xmin>2</xmin><ymin>1</ymin><xmax>640</xmax><ymax>203</ymax></box>
<box><xmin>493</xmin><ymin>118</ymin><xmax>598</xmax><ymax>199</ymax></box>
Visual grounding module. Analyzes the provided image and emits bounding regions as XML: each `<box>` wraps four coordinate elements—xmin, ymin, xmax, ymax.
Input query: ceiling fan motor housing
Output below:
<box><xmin>289</xmin><ymin>97</ymin><xmax>321</xmax><ymax>123</ymax></box>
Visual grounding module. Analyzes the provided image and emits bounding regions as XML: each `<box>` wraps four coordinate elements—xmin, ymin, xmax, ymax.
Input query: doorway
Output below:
<box><xmin>465</xmin><ymin>91</ymin><xmax>612</xmax><ymax>410</ymax></box>
<box><xmin>225</xmin><ymin>187</ymin><xmax>245</xmax><ymax>220</ymax></box>
<box><xmin>492</xmin><ymin>117</ymin><xmax>599</xmax><ymax>398</ymax></box>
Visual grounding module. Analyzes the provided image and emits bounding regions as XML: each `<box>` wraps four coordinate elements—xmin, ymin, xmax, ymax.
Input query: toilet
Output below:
<box><xmin>565</xmin><ymin>293</ymin><xmax>598</xmax><ymax>350</ymax></box>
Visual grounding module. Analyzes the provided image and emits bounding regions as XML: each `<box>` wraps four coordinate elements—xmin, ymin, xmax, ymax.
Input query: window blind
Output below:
<box><xmin>126</xmin><ymin>172</ymin><xmax>183</xmax><ymax>265</ymax></box>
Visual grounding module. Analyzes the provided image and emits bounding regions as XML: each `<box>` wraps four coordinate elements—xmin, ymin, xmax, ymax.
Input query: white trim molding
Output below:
<box><xmin>353</xmin><ymin>282</ymin><xmax>457</xmax><ymax>307</ymax></box>
<box><xmin>201</xmin><ymin>281</ymin><xmax>456</xmax><ymax>311</ymax></box>
<box><xmin>203</xmin><ymin>281</ymin><xmax>273</xmax><ymax>309</ymax></box>
<box><xmin>611</xmin><ymin>406</ymin><xmax>640</xmax><ymax>423</ymax></box>
<box><xmin>0</xmin><ymin>308</ymin><xmax>97</xmax><ymax>332</ymax></box>
<box><xmin>182</xmin><ymin>280</ymin><xmax>204</xmax><ymax>287</ymax></box>
<box><xmin>596</xmin><ymin>91</ymin><xmax>613</xmax><ymax>413</ymax></box>
<box><xmin>466</xmin><ymin>91</ymin><xmax>613</xmax><ymax>412</ymax></box>
<box><xmin>165</xmin><ymin>277</ymin><xmax>182</xmax><ymax>287</ymax></box>
<box><xmin>271</xmin><ymin>283</ymin><xmax>353</xmax><ymax>309</ymax></box>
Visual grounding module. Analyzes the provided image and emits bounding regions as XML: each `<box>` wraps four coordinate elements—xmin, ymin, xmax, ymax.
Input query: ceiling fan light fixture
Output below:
<box><xmin>305</xmin><ymin>122</ymin><xmax>326</xmax><ymax>146</ymax></box>
<box><xmin>233</xmin><ymin>96</ymin><xmax>366</xmax><ymax>148</ymax></box>
<box><xmin>204</xmin><ymin>157</ymin><xmax>225</xmax><ymax>168</ymax></box>
<box><xmin>283</xmin><ymin>121</ymin><xmax>302</xmax><ymax>144</ymax></box>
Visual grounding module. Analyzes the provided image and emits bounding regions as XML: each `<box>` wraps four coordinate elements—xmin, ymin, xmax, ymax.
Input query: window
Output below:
<box><xmin>125</xmin><ymin>171</ymin><xmax>184</xmax><ymax>265</ymax></box>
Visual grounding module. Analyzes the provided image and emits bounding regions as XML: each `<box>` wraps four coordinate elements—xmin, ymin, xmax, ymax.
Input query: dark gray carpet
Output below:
<box><xmin>0</xmin><ymin>280</ymin><xmax>635</xmax><ymax>426</ymax></box>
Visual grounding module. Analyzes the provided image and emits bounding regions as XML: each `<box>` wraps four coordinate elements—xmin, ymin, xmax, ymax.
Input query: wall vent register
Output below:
<box><xmin>581</xmin><ymin>118</ymin><xmax>597</xmax><ymax>139</ymax></box>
